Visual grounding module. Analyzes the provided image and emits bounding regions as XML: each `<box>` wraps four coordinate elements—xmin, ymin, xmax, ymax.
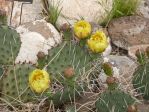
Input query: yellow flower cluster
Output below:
<box><xmin>29</xmin><ymin>20</ymin><xmax>109</xmax><ymax>94</ymax></box>
<box><xmin>74</xmin><ymin>20</ymin><xmax>108</xmax><ymax>53</ymax></box>
<box><xmin>29</xmin><ymin>69</ymin><xmax>50</xmax><ymax>93</ymax></box>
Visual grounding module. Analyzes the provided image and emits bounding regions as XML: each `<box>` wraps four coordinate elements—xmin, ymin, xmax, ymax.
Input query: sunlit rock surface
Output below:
<box><xmin>7</xmin><ymin>0</ymin><xmax>112</xmax><ymax>27</ymax></box>
<box><xmin>16</xmin><ymin>19</ymin><xmax>62</xmax><ymax>64</ymax></box>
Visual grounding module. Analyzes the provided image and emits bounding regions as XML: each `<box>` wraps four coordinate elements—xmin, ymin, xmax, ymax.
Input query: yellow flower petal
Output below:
<box><xmin>29</xmin><ymin>69</ymin><xmax>50</xmax><ymax>93</ymax></box>
<box><xmin>74</xmin><ymin>20</ymin><xmax>91</xmax><ymax>39</ymax></box>
<box><xmin>87</xmin><ymin>31</ymin><xmax>108</xmax><ymax>53</ymax></box>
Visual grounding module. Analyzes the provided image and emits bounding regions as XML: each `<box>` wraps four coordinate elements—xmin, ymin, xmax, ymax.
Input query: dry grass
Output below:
<box><xmin>41</xmin><ymin>0</ymin><xmax>62</xmax><ymax>28</ymax></box>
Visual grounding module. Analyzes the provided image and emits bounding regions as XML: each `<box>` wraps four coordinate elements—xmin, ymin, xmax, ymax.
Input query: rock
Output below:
<box><xmin>0</xmin><ymin>0</ymin><xmax>11</xmax><ymax>14</ymax></box>
<box><xmin>54</xmin><ymin>0</ymin><xmax>112</xmax><ymax>27</ymax></box>
<box><xmin>102</xmin><ymin>37</ymin><xmax>112</xmax><ymax>57</ymax></box>
<box><xmin>0</xmin><ymin>0</ymin><xmax>12</xmax><ymax>23</ymax></box>
<box><xmin>10</xmin><ymin>0</ymin><xmax>42</xmax><ymax>27</ymax></box>
<box><xmin>15</xmin><ymin>19</ymin><xmax>62</xmax><ymax>64</ymax></box>
<box><xmin>108</xmin><ymin>16</ymin><xmax>149</xmax><ymax>50</ymax></box>
<box><xmin>3</xmin><ymin>0</ymin><xmax>112</xmax><ymax>27</ymax></box>
<box><xmin>108</xmin><ymin>55</ymin><xmax>138</xmax><ymax>93</ymax></box>
<box><xmin>128</xmin><ymin>44</ymin><xmax>149</xmax><ymax>59</ymax></box>
<box><xmin>137</xmin><ymin>103</ymin><xmax>149</xmax><ymax>112</ymax></box>
<box><xmin>138</xmin><ymin>0</ymin><xmax>149</xmax><ymax>18</ymax></box>
<box><xmin>107</xmin><ymin>55</ymin><xmax>137</xmax><ymax>78</ymax></box>
<box><xmin>99</xmin><ymin>55</ymin><xmax>137</xmax><ymax>90</ymax></box>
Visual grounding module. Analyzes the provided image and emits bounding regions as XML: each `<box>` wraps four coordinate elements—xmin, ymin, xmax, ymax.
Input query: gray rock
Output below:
<box><xmin>138</xmin><ymin>0</ymin><xmax>149</xmax><ymax>19</ymax></box>
<box><xmin>107</xmin><ymin>55</ymin><xmax>137</xmax><ymax>77</ymax></box>
<box><xmin>4</xmin><ymin>0</ymin><xmax>112</xmax><ymax>27</ymax></box>
<box><xmin>54</xmin><ymin>0</ymin><xmax>113</xmax><ymax>27</ymax></box>
<box><xmin>108</xmin><ymin>16</ymin><xmax>149</xmax><ymax>50</ymax></box>
<box><xmin>99</xmin><ymin>55</ymin><xmax>137</xmax><ymax>88</ymax></box>
<box><xmin>15</xmin><ymin>19</ymin><xmax>62</xmax><ymax>64</ymax></box>
<box><xmin>137</xmin><ymin>103</ymin><xmax>149</xmax><ymax>112</ymax></box>
<box><xmin>128</xmin><ymin>44</ymin><xmax>149</xmax><ymax>59</ymax></box>
<box><xmin>9</xmin><ymin>0</ymin><xmax>42</xmax><ymax>27</ymax></box>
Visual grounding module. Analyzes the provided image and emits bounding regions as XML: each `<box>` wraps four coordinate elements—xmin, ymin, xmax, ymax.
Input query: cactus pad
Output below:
<box><xmin>39</xmin><ymin>41</ymin><xmax>101</xmax><ymax>77</ymax></box>
<box><xmin>133</xmin><ymin>63</ymin><xmax>149</xmax><ymax>100</ymax></box>
<box><xmin>51</xmin><ymin>86</ymin><xmax>83</xmax><ymax>107</ymax></box>
<box><xmin>0</xmin><ymin>25</ymin><xmax>21</xmax><ymax>65</ymax></box>
<box><xmin>95</xmin><ymin>90</ymin><xmax>136</xmax><ymax>112</ymax></box>
<box><xmin>1</xmin><ymin>64</ymin><xmax>37</xmax><ymax>103</ymax></box>
<box><xmin>37</xmin><ymin>35</ymin><xmax>101</xmax><ymax>107</ymax></box>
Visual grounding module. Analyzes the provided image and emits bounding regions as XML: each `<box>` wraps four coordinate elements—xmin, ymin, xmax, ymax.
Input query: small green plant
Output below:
<box><xmin>41</xmin><ymin>0</ymin><xmax>62</xmax><ymax>27</ymax></box>
<box><xmin>133</xmin><ymin>48</ymin><xmax>149</xmax><ymax>100</ymax></box>
<box><xmin>99</xmin><ymin>0</ymin><xmax>140</xmax><ymax>26</ymax></box>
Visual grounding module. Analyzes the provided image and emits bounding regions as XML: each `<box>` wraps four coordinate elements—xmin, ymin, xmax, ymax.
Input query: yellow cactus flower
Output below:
<box><xmin>87</xmin><ymin>31</ymin><xmax>108</xmax><ymax>53</ymax></box>
<box><xmin>74</xmin><ymin>20</ymin><xmax>91</xmax><ymax>39</ymax></box>
<box><xmin>29</xmin><ymin>69</ymin><xmax>50</xmax><ymax>93</ymax></box>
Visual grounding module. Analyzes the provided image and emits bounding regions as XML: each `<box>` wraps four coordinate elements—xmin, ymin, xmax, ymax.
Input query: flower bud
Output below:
<box><xmin>60</xmin><ymin>23</ymin><xmax>71</xmax><ymax>32</ymax></box>
<box><xmin>106</xmin><ymin>76</ymin><xmax>117</xmax><ymax>85</ymax></box>
<box><xmin>106</xmin><ymin>76</ymin><xmax>118</xmax><ymax>90</ymax></box>
<box><xmin>37</xmin><ymin>52</ymin><xmax>45</xmax><ymax>59</ymax></box>
<box><xmin>127</xmin><ymin>105</ymin><xmax>137</xmax><ymax>112</ymax></box>
<box><xmin>64</xmin><ymin>67</ymin><xmax>74</xmax><ymax>78</ymax></box>
<box><xmin>102</xmin><ymin>62</ymin><xmax>113</xmax><ymax>76</ymax></box>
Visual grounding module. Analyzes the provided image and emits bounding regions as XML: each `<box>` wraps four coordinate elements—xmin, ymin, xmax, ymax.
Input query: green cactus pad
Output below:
<box><xmin>37</xmin><ymin>39</ymin><xmax>101</xmax><ymax>107</ymax></box>
<box><xmin>95</xmin><ymin>90</ymin><xmax>136</xmax><ymax>112</ymax></box>
<box><xmin>133</xmin><ymin>63</ymin><xmax>149</xmax><ymax>100</ymax></box>
<box><xmin>51</xmin><ymin>86</ymin><xmax>83</xmax><ymax>107</ymax></box>
<box><xmin>0</xmin><ymin>25</ymin><xmax>21</xmax><ymax>65</ymax></box>
<box><xmin>39</xmin><ymin>41</ymin><xmax>101</xmax><ymax>77</ymax></box>
<box><xmin>0</xmin><ymin>64</ymin><xmax>37</xmax><ymax>103</ymax></box>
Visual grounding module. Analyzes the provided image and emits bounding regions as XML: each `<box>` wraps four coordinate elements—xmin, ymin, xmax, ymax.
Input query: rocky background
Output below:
<box><xmin>0</xmin><ymin>0</ymin><xmax>113</xmax><ymax>27</ymax></box>
<box><xmin>1</xmin><ymin>0</ymin><xmax>149</xmax><ymax>111</ymax></box>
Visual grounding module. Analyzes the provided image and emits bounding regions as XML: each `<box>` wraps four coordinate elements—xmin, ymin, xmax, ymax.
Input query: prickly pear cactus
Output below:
<box><xmin>37</xmin><ymin>29</ymin><xmax>101</xmax><ymax>107</ymax></box>
<box><xmin>96</xmin><ymin>62</ymin><xmax>137</xmax><ymax>112</ymax></box>
<box><xmin>0</xmin><ymin>25</ymin><xmax>21</xmax><ymax>65</ymax></box>
<box><xmin>0</xmin><ymin>21</ymin><xmax>109</xmax><ymax>112</ymax></box>
<box><xmin>133</xmin><ymin>48</ymin><xmax>149</xmax><ymax>100</ymax></box>
<box><xmin>95</xmin><ymin>90</ymin><xmax>136</xmax><ymax>112</ymax></box>
<box><xmin>1</xmin><ymin>64</ymin><xmax>36</xmax><ymax>103</ymax></box>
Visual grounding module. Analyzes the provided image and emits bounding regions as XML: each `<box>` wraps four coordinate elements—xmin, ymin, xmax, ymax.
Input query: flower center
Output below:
<box><xmin>92</xmin><ymin>35</ymin><xmax>103</xmax><ymax>42</ymax></box>
<box><xmin>33</xmin><ymin>71</ymin><xmax>44</xmax><ymax>81</ymax></box>
<box><xmin>78</xmin><ymin>23</ymin><xmax>87</xmax><ymax>29</ymax></box>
